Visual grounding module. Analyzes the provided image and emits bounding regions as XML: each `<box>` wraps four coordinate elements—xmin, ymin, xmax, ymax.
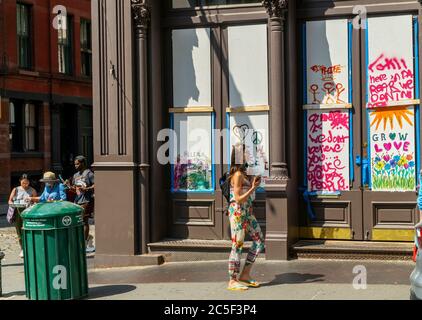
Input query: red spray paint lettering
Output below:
<box><xmin>307</xmin><ymin>110</ymin><xmax>350</xmax><ymax>191</ymax></box>
<box><xmin>368</xmin><ymin>54</ymin><xmax>414</xmax><ymax>108</ymax></box>
<box><xmin>309</xmin><ymin>64</ymin><xmax>346</xmax><ymax>104</ymax></box>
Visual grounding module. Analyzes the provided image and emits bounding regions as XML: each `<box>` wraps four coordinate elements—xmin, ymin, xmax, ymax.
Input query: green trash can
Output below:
<box><xmin>21</xmin><ymin>201</ymin><xmax>88</xmax><ymax>300</ymax></box>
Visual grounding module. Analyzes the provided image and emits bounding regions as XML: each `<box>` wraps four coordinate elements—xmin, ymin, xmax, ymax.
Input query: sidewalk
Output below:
<box><xmin>0</xmin><ymin>214</ymin><xmax>415</xmax><ymax>300</ymax></box>
<box><xmin>1</xmin><ymin>257</ymin><xmax>414</xmax><ymax>300</ymax></box>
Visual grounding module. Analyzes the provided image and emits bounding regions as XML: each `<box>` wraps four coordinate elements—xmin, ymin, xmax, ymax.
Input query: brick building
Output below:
<box><xmin>0</xmin><ymin>0</ymin><xmax>92</xmax><ymax>201</ymax></box>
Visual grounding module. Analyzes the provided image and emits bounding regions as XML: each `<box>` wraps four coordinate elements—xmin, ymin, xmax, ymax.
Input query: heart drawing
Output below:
<box><xmin>233</xmin><ymin>124</ymin><xmax>250</xmax><ymax>142</ymax></box>
<box><xmin>383</xmin><ymin>143</ymin><xmax>392</xmax><ymax>152</ymax></box>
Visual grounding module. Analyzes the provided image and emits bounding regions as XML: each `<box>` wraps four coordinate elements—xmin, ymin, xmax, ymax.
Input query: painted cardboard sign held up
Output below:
<box><xmin>230</xmin><ymin>112</ymin><xmax>269</xmax><ymax>181</ymax></box>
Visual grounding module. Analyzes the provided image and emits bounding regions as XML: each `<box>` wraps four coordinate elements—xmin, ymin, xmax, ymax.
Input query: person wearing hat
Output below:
<box><xmin>30</xmin><ymin>171</ymin><xmax>67</xmax><ymax>203</ymax></box>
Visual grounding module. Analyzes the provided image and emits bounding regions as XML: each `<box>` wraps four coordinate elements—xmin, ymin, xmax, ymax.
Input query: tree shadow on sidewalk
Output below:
<box><xmin>87</xmin><ymin>285</ymin><xmax>137</xmax><ymax>300</ymax></box>
<box><xmin>260</xmin><ymin>273</ymin><xmax>325</xmax><ymax>287</ymax></box>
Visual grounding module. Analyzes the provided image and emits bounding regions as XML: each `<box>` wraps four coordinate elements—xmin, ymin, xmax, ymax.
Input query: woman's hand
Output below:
<box><xmin>252</xmin><ymin>176</ymin><xmax>262</xmax><ymax>190</ymax></box>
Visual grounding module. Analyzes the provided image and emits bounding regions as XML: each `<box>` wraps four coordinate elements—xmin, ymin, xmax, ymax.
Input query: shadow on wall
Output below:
<box><xmin>172</xmin><ymin>28</ymin><xmax>200</xmax><ymax>107</ymax></box>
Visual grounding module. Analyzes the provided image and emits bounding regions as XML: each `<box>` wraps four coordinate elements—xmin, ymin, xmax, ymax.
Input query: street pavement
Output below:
<box><xmin>0</xmin><ymin>214</ymin><xmax>415</xmax><ymax>300</ymax></box>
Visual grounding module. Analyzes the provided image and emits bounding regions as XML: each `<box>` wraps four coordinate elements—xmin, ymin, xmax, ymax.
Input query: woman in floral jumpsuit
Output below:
<box><xmin>227</xmin><ymin>144</ymin><xmax>265</xmax><ymax>291</ymax></box>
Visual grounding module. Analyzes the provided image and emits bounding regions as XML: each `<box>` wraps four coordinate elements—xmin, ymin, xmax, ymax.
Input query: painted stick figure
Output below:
<box><xmin>310</xmin><ymin>84</ymin><xmax>321</xmax><ymax>104</ymax></box>
<box><xmin>335</xmin><ymin>83</ymin><xmax>346</xmax><ymax>103</ymax></box>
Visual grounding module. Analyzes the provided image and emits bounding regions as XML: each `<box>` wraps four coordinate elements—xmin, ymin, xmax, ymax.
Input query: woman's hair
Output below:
<box><xmin>229</xmin><ymin>144</ymin><xmax>247</xmax><ymax>181</ymax></box>
<box><xmin>19</xmin><ymin>174</ymin><xmax>29</xmax><ymax>182</ymax></box>
<box><xmin>75</xmin><ymin>155</ymin><xmax>87</xmax><ymax>164</ymax></box>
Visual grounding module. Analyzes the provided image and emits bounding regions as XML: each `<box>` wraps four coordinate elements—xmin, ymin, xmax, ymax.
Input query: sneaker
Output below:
<box><xmin>86</xmin><ymin>235</ymin><xmax>94</xmax><ymax>246</ymax></box>
<box><xmin>19</xmin><ymin>250</ymin><xmax>24</xmax><ymax>258</ymax></box>
<box><xmin>86</xmin><ymin>245</ymin><xmax>96</xmax><ymax>254</ymax></box>
<box><xmin>86</xmin><ymin>235</ymin><xmax>95</xmax><ymax>253</ymax></box>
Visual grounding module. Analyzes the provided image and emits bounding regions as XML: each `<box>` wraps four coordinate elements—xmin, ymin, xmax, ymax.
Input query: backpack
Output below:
<box><xmin>219</xmin><ymin>172</ymin><xmax>231</xmax><ymax>204</ymax></box>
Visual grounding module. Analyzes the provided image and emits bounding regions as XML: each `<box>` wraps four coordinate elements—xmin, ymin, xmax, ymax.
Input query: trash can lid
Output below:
<box><xmin>22</xmin><ymin>201</ymin><xmax>83</xmax><ymax>219</ymax></box>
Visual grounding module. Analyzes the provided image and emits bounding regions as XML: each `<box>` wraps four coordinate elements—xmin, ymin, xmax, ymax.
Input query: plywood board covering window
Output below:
<box><xmin>228</xmin><ymin>24</ymin><xmax>268</xmax><ymax>108</ymax></box>
<box><xmin>305</xmin><ymin>19</ymin><xmax>351</xmax><ymax>192</ymax></box>
<box><xmin>172</xmin><ymin>28</ymin><xmax>212</xmax><ymax>108</ymax></box>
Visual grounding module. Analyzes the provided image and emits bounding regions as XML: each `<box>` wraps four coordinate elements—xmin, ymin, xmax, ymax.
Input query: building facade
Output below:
<box><xmin>93</xmin><ymin>0</ymin><xmax>422</xmax><ymax>267</ymax></box>
<box><xmin>0</xmin><ymin>0</ymin><xmax>93</xmax><ymax>201</ymax></box>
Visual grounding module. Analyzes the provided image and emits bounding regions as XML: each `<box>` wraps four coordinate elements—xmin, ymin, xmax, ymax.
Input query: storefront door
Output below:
<box><xmin>167</xmin><ymin>22</ymin><xmax>270</xmax><ymax>240</ymax></box>
<box><xmin>301</xmin><ymin>15</ymin><xmax>421</xmax><ymax>242</ymax></box>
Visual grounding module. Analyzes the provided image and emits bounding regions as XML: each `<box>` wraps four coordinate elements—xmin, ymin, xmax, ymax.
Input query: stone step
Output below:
<box><xmin>148</xmin><ymin>239</ymin><xmax>256</xmax><ymax>262</ymax></box>
<box><xmin>149</xmin><ymin>239</ymin><xmax>415</xmax><ymax>262</ymax></box>
<box><xmin>292</xmin><ymin>240</ymin><xmax>414</xmax><ymax>261</ymax></box>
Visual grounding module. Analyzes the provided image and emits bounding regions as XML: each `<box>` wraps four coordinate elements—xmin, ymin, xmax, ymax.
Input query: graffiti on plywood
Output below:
<box><xmin>370</xmin><ymin>106</ymin><xmax>416</xmax><ymax>191</ymax></box>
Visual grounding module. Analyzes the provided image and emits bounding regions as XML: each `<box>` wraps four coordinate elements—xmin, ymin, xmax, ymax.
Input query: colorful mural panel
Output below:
<box><xmin>172</xmin><ymin>114</ymin><xmax>213</xmax><ymax>192</ymax></box>
<box><xmin>370</xmin><ymin>106</ymin><xmax>416</xmax><ymax>191</ymax></box>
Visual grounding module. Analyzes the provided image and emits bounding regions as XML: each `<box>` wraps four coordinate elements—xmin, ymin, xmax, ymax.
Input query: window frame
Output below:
<box><xmin>9</xmin><ymin>100</ymin><xmax>39</xmax><ymax>153</ymax></box>
<box><xmin>80</xmin><ymin>18</ymin><xmax>92</xmax><ymax>77</ymax></box>
<box><xmin>24</xmin><ymin>103</ymin><xmax>37</xmax><ymax>152</ymax></box>
<box><xmin>58</xmin><ymin>14</ymin><xmax>74</xmax><ymax>75</ymax></box>
<box><xmin>16</xmin><ymin>2</ymin><xmax>33</xmax><ymax>70</ymax></box>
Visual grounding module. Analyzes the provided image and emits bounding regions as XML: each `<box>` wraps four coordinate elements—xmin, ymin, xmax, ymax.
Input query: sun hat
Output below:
<box><xmin>40</xmin><ymin>171</ymin><xmax>59</xmax><ymax>183</ymax></box>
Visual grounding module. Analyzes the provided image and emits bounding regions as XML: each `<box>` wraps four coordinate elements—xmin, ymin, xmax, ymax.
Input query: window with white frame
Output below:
<box><xmin>24</xmin><ymin>103</ymin><xmax>37</xmax><ymax>151</ymax></box>
<box><xmin>58</xmin><ymin>15</ymin><xmax>73</xmax><ymax>74</ymax></box>
<box><xmin>80</xmin><ymin>19</ymin><xmax>92</xmax><ymax>77</ymax></box>
<box><xmin>9</xmin><ymin>101</ymin><xmax>38</xmax><ymax>152</ymax></box>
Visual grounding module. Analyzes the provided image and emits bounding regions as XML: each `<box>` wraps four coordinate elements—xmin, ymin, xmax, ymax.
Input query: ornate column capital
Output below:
<box><xmin>262</xmin><ymin>0</ymin><xmax>288</xmax><ymax>18</ymax></box>
<box><xmin>131</xmin><ymin>0</ymin><xmax>151</xmax><ymax>30</ymax></box>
